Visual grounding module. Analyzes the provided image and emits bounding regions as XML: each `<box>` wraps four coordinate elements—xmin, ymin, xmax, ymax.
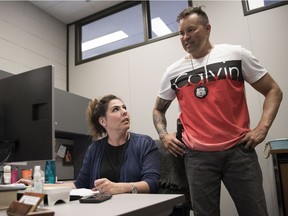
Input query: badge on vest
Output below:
<box><xmin>194</xmin><ymin>86</ymin><xmax>208</xmax><ymax>99</ymax></box>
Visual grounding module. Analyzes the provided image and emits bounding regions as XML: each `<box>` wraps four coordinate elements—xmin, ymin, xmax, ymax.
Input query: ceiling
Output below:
<box><xmin>29</xmin><ymin>1</ymin><xmax>125</xmax><ymax>24</ymax></box>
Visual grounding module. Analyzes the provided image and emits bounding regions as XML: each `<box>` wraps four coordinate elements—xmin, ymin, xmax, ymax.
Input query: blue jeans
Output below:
<box><xmin>184</xmin><ymin>144</ymin><xmax>268</xmax><ymax>216</ymax></box>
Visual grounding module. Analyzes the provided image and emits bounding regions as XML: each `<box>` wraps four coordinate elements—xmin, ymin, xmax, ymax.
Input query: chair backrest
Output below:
<box><xmin>155</xmin><ymin>140</ymin><xmax>191</xmax><ymax>209</ymax></box>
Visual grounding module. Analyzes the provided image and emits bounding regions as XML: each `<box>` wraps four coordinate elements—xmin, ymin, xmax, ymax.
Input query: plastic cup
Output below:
<box><xmin>21</xmin><ymin>169</ymin><xmax>32</xmax><ymax>180</ymax></box>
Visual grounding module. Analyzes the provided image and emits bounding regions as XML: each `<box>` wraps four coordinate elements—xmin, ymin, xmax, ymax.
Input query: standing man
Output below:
<box><xmin>152</xmin><ymin>6</ymin><xmax>282</xmax><ymax>216</ymax></box>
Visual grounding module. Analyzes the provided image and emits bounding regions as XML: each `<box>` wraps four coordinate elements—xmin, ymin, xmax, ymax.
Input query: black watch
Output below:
<box><xmin>131</xmin><ymin>183</ymin><xmax>137</xmax><ymax>194</ymax></box>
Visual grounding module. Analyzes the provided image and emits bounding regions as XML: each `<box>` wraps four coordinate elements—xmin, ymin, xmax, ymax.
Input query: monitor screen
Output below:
<box><xmin>0</xmin><ymin>65</ymin><xmax>54</xmax><ymax>162</ymax></box>
<box><xmin>0</xmin><ymin>101</ymin><xmax>4</xmax><ymax>139</ymax></box>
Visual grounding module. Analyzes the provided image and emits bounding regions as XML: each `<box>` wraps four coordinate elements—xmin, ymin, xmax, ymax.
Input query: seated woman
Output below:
<box><xmin>75</xmin><ymin>94</ymin><xmax>160</xmax><ymax>194</ymax></box>
<box><xmin>19</xmin><ymin>94</ymin><xmax>160</xmax><ymax>194</ymax></box>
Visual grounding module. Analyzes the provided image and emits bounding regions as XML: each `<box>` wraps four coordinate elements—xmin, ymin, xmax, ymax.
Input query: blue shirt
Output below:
<box><xmin>74</xmin><ymin>132</ymin><xmax>160</xmax><ymax>193</ymax></box>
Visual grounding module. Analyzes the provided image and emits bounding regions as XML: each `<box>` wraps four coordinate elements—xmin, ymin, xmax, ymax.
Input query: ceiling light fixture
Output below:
<box><xmin>151</xmin><ymin>17</ymin><xmax>172</xmax><ymax>37</ymax></box>
<box><xmin>82</xmin><ymin>31</ymin><xmax>128</xmax><ymax>52</ymax></box>
<box><xmin>247</xmin><ymin>0</ymin><xmax>264</xmax><ymax>10</ymax></box>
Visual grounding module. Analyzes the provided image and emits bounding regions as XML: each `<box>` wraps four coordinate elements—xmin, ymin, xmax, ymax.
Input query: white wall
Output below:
<box><xmin>0</xmin><ymin>1</ymin><xmax>67</xmax><ymax>90</ymax></box>
<box><xmin>69</xmin><ymin>1</ymin><xmax>288</xmax><ymax>216</ymax></box>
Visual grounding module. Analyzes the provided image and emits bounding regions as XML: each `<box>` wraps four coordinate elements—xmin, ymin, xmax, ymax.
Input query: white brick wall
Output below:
<box><xmin>0</xmin><ymin>1</ymin><xmax>67</xmax><ymax>90</ymax></box>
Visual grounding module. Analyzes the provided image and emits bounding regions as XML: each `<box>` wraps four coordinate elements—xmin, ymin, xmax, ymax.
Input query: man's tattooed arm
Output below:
<box><xmin>152</xmin><ymin>97</ymin><xmax>172</xmax><ymax>139</ymax></box>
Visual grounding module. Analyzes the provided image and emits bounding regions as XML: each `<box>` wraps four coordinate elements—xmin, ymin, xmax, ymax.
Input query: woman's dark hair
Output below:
<box><xmin>86</xmin><ymin>94</ymin><xmax>120</xmax><ymax>140</ymax></box>
<box><xmin>177</xmin><ymin>6</ymin><xmax>209</xmax><ymax>26</ymax></box>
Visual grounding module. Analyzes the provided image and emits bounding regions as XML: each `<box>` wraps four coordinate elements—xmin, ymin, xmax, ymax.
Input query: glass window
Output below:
<box><xmin>242</xmin><ymin>0</ymin><xmax>288</xmax><ymax>16</ymax></box>
<box><xmin>76</xmin><ymin>1</ymin><xmax>191</xmax><ymax>64</ymax></box>
<box><xmin>81</xmin><ymin>3</ymin><xmax>143</xmax><ymax>60</ymax></box>
<box><xmin>149</xmin><ymin>1</ymin><xmax>189</xmax><ymax>39</ymax></box>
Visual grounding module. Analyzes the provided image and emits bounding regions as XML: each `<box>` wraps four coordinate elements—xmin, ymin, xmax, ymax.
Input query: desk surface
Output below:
<box><xmin>0</xmin><ymin>193</ymin><xmax>185</xmax><ymax>216</ymax></box>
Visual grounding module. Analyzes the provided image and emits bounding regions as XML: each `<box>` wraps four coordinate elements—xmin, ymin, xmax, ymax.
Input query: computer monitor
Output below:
<box><xmin>0</xmin><ymin>65</ymin><xmax>54</xmax><ymax>162</ymax></box>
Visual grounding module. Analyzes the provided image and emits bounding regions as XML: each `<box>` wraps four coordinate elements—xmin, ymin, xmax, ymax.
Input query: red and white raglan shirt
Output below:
<box><xmin>158</xmin><ymin>44</ymin><xmax>267</xmax><ymax>151</ymax></box>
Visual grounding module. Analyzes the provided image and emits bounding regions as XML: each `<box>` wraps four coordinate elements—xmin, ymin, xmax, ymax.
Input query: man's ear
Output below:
<box><xmin>206</xmin><ymin>23</ymin><xmax>211</xmax><ymax>33</ymax></box>
<box><xmin>99</xmin><ymin>117</ymin><xmax>106</xmax><ymax>127</ymax></box>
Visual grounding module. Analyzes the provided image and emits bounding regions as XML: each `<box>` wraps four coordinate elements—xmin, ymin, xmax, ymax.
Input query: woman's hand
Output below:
<box><xmin>93</xmin><ymin>178</ymin><xmax>150</xmax><ymax>195</ymax></box>
<box><xmin>93</xmin><ymin>178</ymin><xmax>119</xmax><ymax>194</ymax></box>
<box><xmin>16</xmin><ymin>178</ymin><xmax>32</xmax><ymax>186</ymax></box>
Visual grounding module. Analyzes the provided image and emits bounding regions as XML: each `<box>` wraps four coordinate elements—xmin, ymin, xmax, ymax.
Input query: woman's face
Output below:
<box><xmin>100</xmin><ymin>99</ymin><xmax>130</xmax><ymax>133</ymax></box>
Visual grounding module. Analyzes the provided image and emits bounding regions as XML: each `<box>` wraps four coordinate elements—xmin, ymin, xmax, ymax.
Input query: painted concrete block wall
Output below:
<box><xmin>0</xmin><ymin>1</ymin><xmax>67</xmax><ymax>90</ymax></box>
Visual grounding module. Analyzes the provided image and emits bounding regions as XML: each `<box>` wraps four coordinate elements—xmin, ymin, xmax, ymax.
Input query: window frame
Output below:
<box><xmin>75</xmin><ymin>0</ymin><xmax>192</xmax><ymax>65</ymax></box>
<box><xmin>242</xmin><ymin>0</ymin><xmax>288</xmax><ymax>16</ymax></box>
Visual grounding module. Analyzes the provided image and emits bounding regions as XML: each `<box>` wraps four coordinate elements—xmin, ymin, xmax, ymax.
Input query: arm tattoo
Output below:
<box><xmin>152</xmin><ymin>97</ymin><xmax>172</xmax><ymax>138</ymax></box>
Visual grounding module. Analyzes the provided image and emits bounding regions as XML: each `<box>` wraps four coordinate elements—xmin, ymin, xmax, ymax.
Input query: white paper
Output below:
<box><xmin>56</xmin><ymin>144</ymin><xmax>67</xmax><ymax>158</ymax></box>
<box><xmin>19</xmin><ymin>195</ymin><xmax>40</xmax><ymax>205</ymax></box>
<box><xmin>70</xmin><ymin>188</ymin><xmax>99</xmax><ymax>197</ymax></box>
<box><xmin>0</xmin><ymin>183</ymin><xmax>26</xmax><ymax>191</ymax></box>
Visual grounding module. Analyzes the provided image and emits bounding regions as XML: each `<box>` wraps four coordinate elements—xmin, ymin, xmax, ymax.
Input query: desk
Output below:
<box><xmin>268</xmin><ymin>139</ymin><xmax>288</xmax><ymax>216</ymax></box>
<box><xmin>0</xmin><ymin>194</ymin><xmax>185</xmax><ymax>216</ymax></box>
<box><xmin>272</xmin><ymin>151</ymin><xmax>288</xmax><ymax>216</ymax></box>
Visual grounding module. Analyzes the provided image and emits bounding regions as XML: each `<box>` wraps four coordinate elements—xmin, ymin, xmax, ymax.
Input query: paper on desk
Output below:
<box><xmin>70</xmin><ymin>188</ymin><xmax>99</xmax><ymax>197</ymax></box>
<box><xmin>0</xmin><ymin>183</ymin><xmax>26</xmax><ymax>191</ymax></box>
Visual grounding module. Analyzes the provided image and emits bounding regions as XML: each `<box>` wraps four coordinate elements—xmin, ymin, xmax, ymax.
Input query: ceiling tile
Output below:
<box><xmin>28</xmin><ymin>0</ymin><xmax>125</xmax><ymax>24</ymax></box>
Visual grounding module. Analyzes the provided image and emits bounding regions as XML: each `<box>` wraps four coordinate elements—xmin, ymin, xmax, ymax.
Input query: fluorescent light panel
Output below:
<box><xmin>151</xmin><ymin>17</ymin><xmax>172</xmax><ymax>37</ymax></box>
<box><xmin>82</xmin><ymin>31</ymin><xmax>128</xmax><ymax>52</ymax></box>
<box><xmin>247</xmin><ymin>0</ymin><xmax>264</xmax><ymax>10</ymax></box>
<box><xmin>82</xmin><ymin>17</ymin><xmax>171</xmax><ymax>51</ymax></box>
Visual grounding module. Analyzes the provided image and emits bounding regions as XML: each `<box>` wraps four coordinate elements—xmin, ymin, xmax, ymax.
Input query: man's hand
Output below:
<box><xmin>239</xmin><ymin>126</ymin><xmax>268</xmax><ymax>149</ymax></box>
<box><xmin>160</xmin><ymin>133</ymin><xmax>186</xmax><ymax>157</ymax></box>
